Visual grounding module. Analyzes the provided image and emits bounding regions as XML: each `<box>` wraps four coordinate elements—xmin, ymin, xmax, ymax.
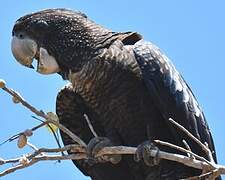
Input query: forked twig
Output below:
<box><xmin>154</xmin><ymin>140</ymin><xmax>213</xmax><ymax>168</ymax></box>
<box><xmin>1</xmin><ymin>83</ymin><xmax>86</xmax><ymax>147</ymax></box>
<box><xmin>168</xmin><ymin>118</ymin><xmax>215</xmax><ymax>163</ymax></box>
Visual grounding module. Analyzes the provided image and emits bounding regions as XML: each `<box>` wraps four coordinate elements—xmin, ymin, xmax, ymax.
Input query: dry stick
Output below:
<box><xmin>154</xmin><ymin>140</ymin><xmax>213</xmax><ymax>168</ymax></box>
<box><xmin>0</xmin><ymin>143</ymin><xmax>213</xmax><ymax>170</ymax></box>
<box><xmin>84</xmin><ymin>114</ymin><xmax>98</xmax><ymax>138</ymax></box>
<box><xmin>168</xmin><ymin>118</ymin><xmax>215</xmax><ymax>163</ymax></box>
<box><xmin>32</xmin><ymin>121</ymin><xmax>47</xmax><ymax>131</ymax></box>
<box><xmin>2</xmin><ymin>86</ymin><xmax>86</xmax><ymax>147</ymax></box>
<box><xmin>199</xmin><ymin>170</ymin><xmax>219</xmax><ymax>180</ymax></box>
<box><xmin>27</xmin><ymin>142</ymin><xmax>39</xmax><ymax>151</ymax></box>
<box><xmin>0</xmin><ymin>138</ymin><xmax>225</xmax><ymax>178</ymax></box>
<box><xmin>28</xmin><ymin>145</ymin><xmax>86</xmax><ymax>160</ymax></box>
<box><xmin>76</xmin><ymin>144</ymin><xmax>214</xmax><ymax>171</ymax></box>
<box><xmin>0</xmin><ymin>145</ymin><xmax>86</xmax><ymax>167</ymax></box>
<box><xmin>0</xmin><ymin>157</ymin><xmax>21</xmax><ymax>165</ymax></box>
<box><xmin>96</xmin><ymin>146</ymin><xmax>225</xmax><ymax>173</ymax></box>
<box><xmin>0</xmin><ymin>154</ymin><xmax>87</xmax><ymax>177</ymax></box>
<box><xmin>184</xmin><ymin>169</ymin><xmax>219</xmax><ymax>180</ymax></box>
<box><xmin>31</xmin><ymin>115</ymin><xmax>64</xmax><ymax>155</ymax></box>
<box><xmin>0</xmin><ymin>145</ymin><xmax>219</xmax><ymax>177</ymax></box>
<box><xmin>46</xmin><ymin>119</ymin><xmax>86</xmax><ymax>146</ymax></box>
<box><xmin>182</xmin><ymin>140</ymin><xmax>192</xmax><ymax>153</ymax></box>
<box><xmin>1</xmin><ymin>122</ymin><xmax>48</xmax><ymax>146</ymax></box>
<box><xmin>0</xmin><ymin>145</ymin><xmax>87</xmax><ymax>177</ymax></box>
<box><xmin>182</xmin><ymin>139</ymin><xmax>193</xmax><ymax>158</ymax></box>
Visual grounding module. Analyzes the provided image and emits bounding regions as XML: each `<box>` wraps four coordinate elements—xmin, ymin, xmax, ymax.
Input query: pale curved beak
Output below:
<box><xmin>11</xmin><ymin>36</ymin><xmax>37</xmax><ymax>68</ymax></box>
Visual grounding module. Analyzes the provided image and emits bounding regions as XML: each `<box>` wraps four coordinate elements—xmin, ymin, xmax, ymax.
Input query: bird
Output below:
<box><xmin>11</xmin><ymin>8</ymin><xmax>221</xmax><ymax>180</ymax></box>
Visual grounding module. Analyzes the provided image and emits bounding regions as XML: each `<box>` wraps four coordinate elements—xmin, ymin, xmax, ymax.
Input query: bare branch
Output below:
<box><xmin>154</xmin><ymin>140</ymin><xmax>213</xmax><ymax>168</ymax></box>
<box><xmin>84</xmin><ymin>114</ymin><xmax>98</xmax><ymax>138</ymax></box>
<box><xmin>2</xmin><ymin>144</ymin><xmax>225</xmax><ymax>178</ymax></box>
<box><xmin>182</xmin><ymin>139</ymin><xmax>194</xmax><ymax>158</ymax></box>
<box><xmin>46</xmin><ymin>119</ymin><xmax>86</xmax><ymax>146</ymax></box>
<box><xmin>0</xmin><ymin>154</ymin><xmax>87</xmax><ymax>177</ymax></box>
<box><xmin>1</xmin><ymin>83</ymin><xmax>86</xmax><ymax>147</ymax></box>
<box><xmin>2</xmin><ymin>86</ymin><xmax>46</xmax><ymax>118</ymax></box>
<box><xmin>27</xmin><ymin>142</ymin><xmax>39</xmax><ymax>151</ymax></box>
<box><xmin>169</xmin><ymin>118</ymin><xmax>215</xmax><ymax>163</ymax></box>
<box><xmin>182</xmin><ymin>140</ymin><xmax>192</xmax><ymax>152</ymax></box>
<box><xmin>0</xmin><ymin>145</ymin><xmax>86</xmax><ymax>166</ymax></box>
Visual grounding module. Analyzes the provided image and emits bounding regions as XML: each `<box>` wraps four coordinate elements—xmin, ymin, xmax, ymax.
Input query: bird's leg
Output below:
<box><xmin>86</xmin><ymin>137</ymin><xmax>121</xmax><ymax>165</ymax></box>
<box><xmin>134</xmin><ymin>140</ymin><xmax>160</xmax><ymax>166</ymax></box>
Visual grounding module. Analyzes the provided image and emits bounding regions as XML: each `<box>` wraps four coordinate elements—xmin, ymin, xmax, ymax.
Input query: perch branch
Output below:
<box><xmin>1</xmin><ymin>79</ymin><xmax>225</xmax><ymax>179</ymax></box>
<box><xmin>1</xmin><ymin>144</ymin><xmax>225</xmax><ymax>178</ymax></box>
<box><xmin>154</xmin><ymin>140</ymin><xmax>213</xmax><ymax>167</ymax></box>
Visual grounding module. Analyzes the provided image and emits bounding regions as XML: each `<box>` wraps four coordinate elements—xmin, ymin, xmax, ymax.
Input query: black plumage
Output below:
<box><xmin>12</xmin><ymin>8</ymin><xmax>220</xmax><ymax>180</ymax></box>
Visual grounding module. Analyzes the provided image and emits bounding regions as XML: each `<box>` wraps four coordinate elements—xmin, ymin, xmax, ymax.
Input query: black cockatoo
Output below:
<box><xmin>11</xmin><ymin>8</ymin><xmax>220</xmax><ymax>180</ymax></box>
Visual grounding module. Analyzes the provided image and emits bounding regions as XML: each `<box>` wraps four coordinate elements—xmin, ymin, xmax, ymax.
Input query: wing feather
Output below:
<box><xmin>133</xmin><ymin>40</ymin><xmax>217</xmax><ymax>162</ymax></box>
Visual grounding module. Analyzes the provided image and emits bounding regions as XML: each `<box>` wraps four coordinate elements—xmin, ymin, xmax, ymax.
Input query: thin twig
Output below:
<box><xmin>2</xmin><ymin>86</ymin><xmax>46</xmax><ymax>118</ymax></box>
<box><xmin>0</xmin><ymin>157</ymin><xmax>21</xmax><ymax>165</ymax></box>
<box><xmin>1</xmin><ymin>85</ymin><xmax>86</xmax><ymax>147</ymax></box>
<box><xmin>0</xmin><ymin>145</ymin><xmax>86</xmax><ymax>167</ymax></box>
<box><xmin>0</xmin><ymin>154</ymin><xmax>87</xmax><ymax>177</ymax></box>
<box><xmin>169</xmin><ymin>118</ymin><xmax>215</xmax><ymax>163</ymax></box>
<box><xmin>184</xmin><ymin>169</ymin><xmax>220</xmax><ymax>180</ymax></box>
<box><xmin>31</xmin><ymin>115</ymin><xmax>64</xmax><ymax>156</ymax></box>
<box><xmin>84</xmin><ymin>114</ymin><xmax>98</xmax><ymax>137</ymax></box>
<box><xmin>46</xmin><ymin>119</ymin><xmax>86</xmax><ymax>146</ymax></box>
<box><xmin>182</xmin><ymin>139</ymin><xmax>194</xmax><ymax>158</ymax></box>
<box><xmin>0</xmin><ymin>122</ymin><xmax>47</xmax><ymax>146</ymax></box>
<box><xmin>2</xmin><ymin>145</ymin><xmax>223</xmax><ymax>177</ymax></box>
<box><xmin>28</xmin><ymin>145</ymin><xmax>86</xmax><ymax>160</ymax></box>
<box><xmin>27</xmin><ymin>142</ymin><xmax>39</xmax><ymax>151</ymax></box>
<box><xmin>182</xmin><ymin>140</ymin><xmax>192</xmax><ymax>152</ymax></box>
<box><xmin>154</xmin><ymin>140</ymin><xmax>213</xmax><ymax>168</ymax></box>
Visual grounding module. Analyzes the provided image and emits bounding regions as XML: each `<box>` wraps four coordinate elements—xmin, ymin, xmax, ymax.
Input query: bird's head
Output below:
<box><xmin>11</xmin><ymin>8</ymin><xmax>142</xmax><ymax>79</ymax></box>
<box><xmin>11</xmin><ymin>8</ymin><xmax>111</xmax><ymax>78</ymax></box>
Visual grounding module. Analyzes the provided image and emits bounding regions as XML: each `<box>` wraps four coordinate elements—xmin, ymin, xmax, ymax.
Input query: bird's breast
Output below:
<box><xmin>68</xmin><ymin>58</ymin><xmax>156</xmax><ymax>145</ymax></box>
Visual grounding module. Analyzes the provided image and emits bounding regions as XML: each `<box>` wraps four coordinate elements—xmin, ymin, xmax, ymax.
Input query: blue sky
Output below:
<box><xmin>0</xmin><ymin>0</ymin><xmax>224</xmax><ymax>179</ymax></box>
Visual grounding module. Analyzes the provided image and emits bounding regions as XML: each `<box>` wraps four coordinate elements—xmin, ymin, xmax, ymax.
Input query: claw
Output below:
<box><xmin>87</xmin><ymin>137</ymin><xmax>121</xmax><ymax>165</ymax></box>
<box><xmin>87</xmin><ymin>137</ymin><xmax>111</xmax><ymax>157</ymax></box>
<box><xmin>134</xmin><ymin>141</ymin><xmax>160</xmax><ymax>166</ymax></box>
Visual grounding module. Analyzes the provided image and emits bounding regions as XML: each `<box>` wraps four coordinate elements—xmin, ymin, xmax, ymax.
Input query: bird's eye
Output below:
<box><xmin>18</xmin><ymin>33</ymin><xmax>24</xmax><ymax>39</ymax></box>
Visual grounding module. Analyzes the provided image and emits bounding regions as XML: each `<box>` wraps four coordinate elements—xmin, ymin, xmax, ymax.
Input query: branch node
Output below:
<box><xmin>19</xmin><ymin>156</ymin><xmax>30</xmax><ymax>166</ymax></box>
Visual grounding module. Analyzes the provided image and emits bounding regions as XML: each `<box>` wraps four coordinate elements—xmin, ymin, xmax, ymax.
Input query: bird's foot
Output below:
<box><xmin>134</xmin><ymin>141</ymin><xmax>160</xmax><ymax>166</ymax></box>
<box><xmin>87</xmin><ymin>137</ymin><xmax>121</xmax><ymax>165</ymax></box>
